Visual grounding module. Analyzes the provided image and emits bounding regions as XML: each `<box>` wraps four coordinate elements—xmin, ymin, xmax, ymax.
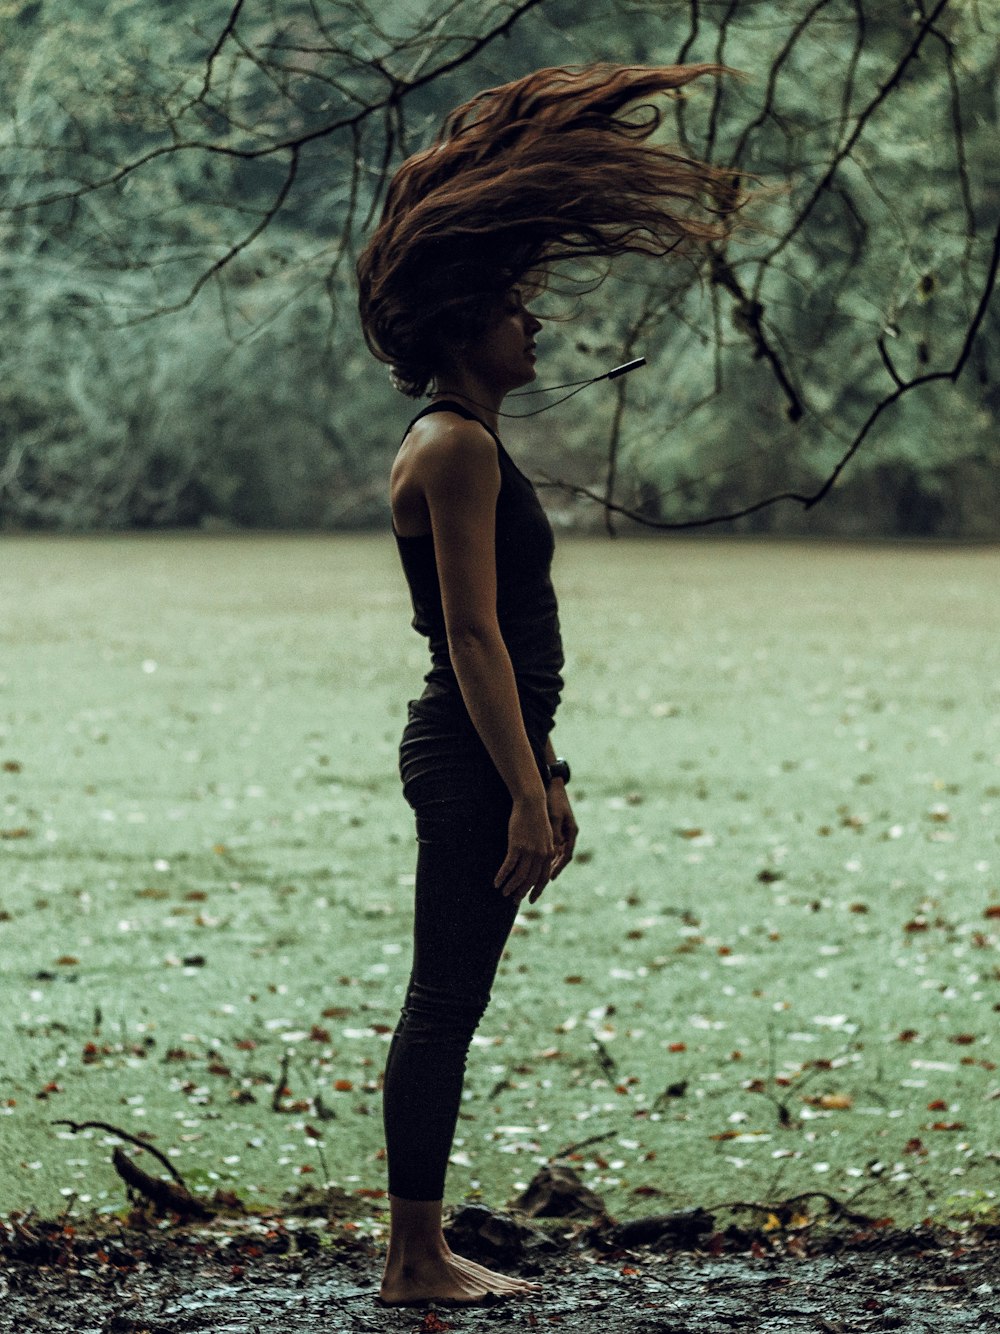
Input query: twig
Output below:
<box><xmin>181</xmin><ymin>0</ymin><xmax>249</xmax><ymax>113</ymax></box>
<box><xmin>52</xmin><ymin>1116</ymin><xmax>216</xmax><ymax>1219</ymax></box>
<box><xmin>706</xmin><ymin>1188</ymin><xmax>877</xmax><ymax>1228</ymax></box>
<box><xmin>751</xmin><ymin>0</ymin><xmax>954</xmax><ymax>276</ymax></box>
<box><xmin>52</xmin><ymin>1118</ymin><xmax>187</xmax><ymax>1187</ymax></box>
<box><xmin>272</xmin><ymin>1051</ymin><xmax>292</xmax><ymax>1112</ymax></box>
<box><xmin>551</xmin><ymin>1129</ymin><xmax>617</xmax><ymax>1160</ymax></box>
<box><xmin>111</xmin><ymin>1147</ymin><xmax>215</xmax><ymax>1220</ymax></box>
<box><xmin>591</xmin><ymin>1038</ymin><xmax>618</xmax><ymax>1080</ymax></box>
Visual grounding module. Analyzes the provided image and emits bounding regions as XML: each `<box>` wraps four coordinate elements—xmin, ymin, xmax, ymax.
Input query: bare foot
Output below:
<box><xmin>379</xmin><ymin>1250</ymin><xmax>539</xmax><ymax>1306</ymax></box>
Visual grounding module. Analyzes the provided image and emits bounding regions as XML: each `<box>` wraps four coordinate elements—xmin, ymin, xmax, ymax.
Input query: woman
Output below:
<box><xmin>357</xmin><ymin>62</ymin><xmax>744</xmax><ymax>1307</ymax></box>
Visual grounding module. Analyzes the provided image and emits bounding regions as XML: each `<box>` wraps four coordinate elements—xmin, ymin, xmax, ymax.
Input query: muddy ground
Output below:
<box><xmin>1</xmin><ymin>1201</ymin><xmax>997</xmax><ymax>1334</ymax></box>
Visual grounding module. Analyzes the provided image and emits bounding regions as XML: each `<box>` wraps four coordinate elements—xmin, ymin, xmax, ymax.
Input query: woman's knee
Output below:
<box><xmin>396</xmin><ymin>978</ymin><xmax>492</xmax><ymax>1045</ymax></box>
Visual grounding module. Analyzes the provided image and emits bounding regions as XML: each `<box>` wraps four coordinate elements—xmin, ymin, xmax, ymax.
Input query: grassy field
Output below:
<box><xmin>1</xmin><ymin>533</ymin><xmax>998</xmax><ymax>1232</ymax></box>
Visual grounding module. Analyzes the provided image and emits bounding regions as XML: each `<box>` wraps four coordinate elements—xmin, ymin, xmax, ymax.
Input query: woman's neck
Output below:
<box><xmin>431</xmin><ymin>375</ymin><xmax>502</xmax><ymax>434</ymax></box>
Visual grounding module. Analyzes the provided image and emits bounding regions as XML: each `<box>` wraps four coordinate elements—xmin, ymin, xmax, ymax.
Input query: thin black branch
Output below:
<box><xmin>183</xmin><ymin>0</ymin><xmax>248</xmax><ymax>113</ymax></box>
<box><xmin>709</xmin><ymin>248</ymin><xmax>805</xmax><ymax>422</ymax></box>
<box><xmin>751</xmin><ymin>0</ymin><xmax>953</xmax><ymax>293</ymax></box>
<box><xmin>928</xmin><ymin>15</ymin><xmax>977</xmax><ymax>281</ymax></box>
<box><xmin>672</xmin><ymin>0</ymin><xmax>701</xmax><ymax>157</ymax></box>
<box><xmin>730</xmin><ymin>0</ymin><xmax>835</xmax><ymax>171</ymax></box>
<box><xmin>877</xmin><ymin>334</ymin><xmax>904</xmax><ymax>389</ymax></box>
<box><xmin>601</xmin><ymin>293</ymin><xmax>665</xmax><ymax>533</ymax></box>
<box><xmin>52</xmin><ymin>1118</ymin><xmax>187</xmax><ymax>1187</ymax></box>
<box><xmin>123</xmin><ymin>146</ymin><xmax>302</xmax><ymax>323</ymax></box>
<box><xmin>838</xmin><ymin>0</ymin><xmax>867</xmax><ymax>148</ymax></box>
<box><xmin>704</xmin><ymin>0</ymin><xmax>741</xmax><ymax>164</ymax></box>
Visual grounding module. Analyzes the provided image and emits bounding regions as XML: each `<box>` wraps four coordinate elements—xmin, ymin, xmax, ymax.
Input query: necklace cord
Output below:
<box><xmin>431</xmin><ymin>358</ymin><xmax>646</xmax><ymax>420</ymax></box>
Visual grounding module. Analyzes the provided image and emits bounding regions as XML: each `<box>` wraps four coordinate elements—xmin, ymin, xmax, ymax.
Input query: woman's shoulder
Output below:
<box><xmin>402</xmin><ymin>409</ymin><xmax>498</xmax><ymax>474</ymax></box>
<box><xmin>391</xmin><ymin>409</ymin><xmax>501</xmax><ymax>525</ymax></box>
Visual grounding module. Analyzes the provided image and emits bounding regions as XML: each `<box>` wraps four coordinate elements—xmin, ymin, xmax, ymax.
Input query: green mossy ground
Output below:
<box><xmin>1</xmin><ymin>534</ymin><xmax>997</xmax><ymax>1232</ymax></box>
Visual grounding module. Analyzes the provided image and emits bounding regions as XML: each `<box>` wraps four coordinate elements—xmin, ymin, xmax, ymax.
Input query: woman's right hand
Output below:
<box><xmin>495</xmin><ymin>793</ymin><xmax>555</xmax><ymax>904</ymax></box>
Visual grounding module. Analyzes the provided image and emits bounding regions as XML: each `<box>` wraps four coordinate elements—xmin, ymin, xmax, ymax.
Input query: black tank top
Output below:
<box><xmin>393</xmin><ymin>400</ymin><xmax>564</xmax><ymax>759</ymax></box>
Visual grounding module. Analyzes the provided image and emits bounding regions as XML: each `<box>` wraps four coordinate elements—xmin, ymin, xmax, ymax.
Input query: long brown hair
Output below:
<box><xmin>357</xmin><ymin>63</ymin><xmax>747</xmax><ymax>397</ymax></box>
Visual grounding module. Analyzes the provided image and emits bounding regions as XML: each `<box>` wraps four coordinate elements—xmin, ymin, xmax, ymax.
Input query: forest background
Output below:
<box><xmin>0</xmin><ymin>0</ymin><xmax>997</xmax><ymax>539</ymax></box>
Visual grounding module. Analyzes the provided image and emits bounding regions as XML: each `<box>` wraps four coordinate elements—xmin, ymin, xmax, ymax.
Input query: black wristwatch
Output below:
<box><xmin>547</xmin><ymin>757</ymin><xmax>570</xmax><ymax>784</ymax></box>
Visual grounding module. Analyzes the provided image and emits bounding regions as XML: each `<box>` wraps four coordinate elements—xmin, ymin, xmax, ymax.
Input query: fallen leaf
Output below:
<box><xmin>421</xmin><ymin>1312</ymin><xmax>452</xmax><ymax>1333</ymax></box>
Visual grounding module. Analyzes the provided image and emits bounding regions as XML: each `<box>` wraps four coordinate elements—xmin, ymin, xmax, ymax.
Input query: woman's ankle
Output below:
<box><xmin>384</xmin><ymin>1193</ymin><xmax>450</xmax><ymax>1265</ymax></box>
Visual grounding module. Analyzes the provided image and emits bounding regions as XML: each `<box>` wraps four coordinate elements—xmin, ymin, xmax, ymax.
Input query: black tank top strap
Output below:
<box><xmin>404</xmin><ymin>400</ymin><xmax>502</xmax><ymax>447</ymax></box>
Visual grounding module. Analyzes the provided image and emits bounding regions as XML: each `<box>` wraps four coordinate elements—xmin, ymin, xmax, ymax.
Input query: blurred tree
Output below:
<box><xmin>0</xmin><ymin>0</ymin><xmax>996</xmax><ymax>533</ymax></box>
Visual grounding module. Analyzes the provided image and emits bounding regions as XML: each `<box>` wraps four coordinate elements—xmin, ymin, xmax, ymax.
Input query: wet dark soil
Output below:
<box><xmin>1</xmin><ymin>1206</ymin><xmax>997</xmax><ymax>1334</ymax></box>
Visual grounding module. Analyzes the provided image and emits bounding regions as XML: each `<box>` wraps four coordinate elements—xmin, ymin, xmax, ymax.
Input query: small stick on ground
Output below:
<box><xmin>111</xmin><ymin>1148</ymin><xmax>215</xmax><ymax>1220</ymax></box>
<box><xmin>551</xmin><ymin>1130</ymin><xmax>616</xmax><ymax>1159</ymax></box>
<box><xmin>52</xmin><ymin>1118</ymin><xmax>187</xmax><ymax>1187</ymax></box>
<box><xmin>708</xmin><ymin>1189</ymin><xmax>877</xmax><ymax>1228</ymax></box>
<box><xmin>272</xmin><ymin>1051</ymin><xmax>292</xmax><ymax>1112</ymax></box>
<box><xmin>53</xmin><ymin>1116</ymin><xmax>214</xmax><ymax>1219</ymax></box>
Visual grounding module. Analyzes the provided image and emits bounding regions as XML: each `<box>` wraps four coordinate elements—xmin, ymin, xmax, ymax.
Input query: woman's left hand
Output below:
<box><xmin>540</xmin><ymin>783</ymin><xmax>578</xmax><ymax>897</ymax></box>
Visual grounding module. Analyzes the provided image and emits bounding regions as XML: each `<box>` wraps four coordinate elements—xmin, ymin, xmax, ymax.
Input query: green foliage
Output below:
<box><xmin>0</xmin><ymin>0</ymin><xmax>996</xmax><ymax>533</ymax></box>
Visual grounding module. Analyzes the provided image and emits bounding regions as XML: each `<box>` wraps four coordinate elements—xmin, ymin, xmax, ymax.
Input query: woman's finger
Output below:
<box><xmin>495</xmin><ymin>850</ymin><xmax>523</xmax><ymax>892</ymax></box>
<box><xmin>512</xmin><ymin>856</ymin><xmax>540</xmax><ymax>904</ymax></box>
<box><xmin>525</xmin><ymin>856</ymin><xmax>552</xmax><ymax>904</ymax></box>
<box><xmin>499</xmin><ymin>851</ymin><xmax>542</xmax><ymax>899</ymax></box>
<box><xmin>548</xmin><ymin>813</ymin><xmax>572</xmax><ymax>878</ymax></box>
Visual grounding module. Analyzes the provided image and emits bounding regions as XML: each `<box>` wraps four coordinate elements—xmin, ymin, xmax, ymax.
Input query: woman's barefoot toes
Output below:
<box><xmin>448</xmin><ymin>1254</ymin><xmax>538</xmax><ymax>1292</ymax></box>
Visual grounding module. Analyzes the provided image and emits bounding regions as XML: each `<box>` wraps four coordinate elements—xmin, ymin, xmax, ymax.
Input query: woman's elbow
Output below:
<box><xmin>447</xmin><ymin>619</ymin><xmax>502</xmax><ymax>658</ymax></box>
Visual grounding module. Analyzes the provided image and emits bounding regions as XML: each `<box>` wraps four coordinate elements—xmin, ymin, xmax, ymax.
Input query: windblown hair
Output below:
<box><xmin>357</xmin><ymin>63</ymin><xmax>747</xmax><ymax>397</ymax></box>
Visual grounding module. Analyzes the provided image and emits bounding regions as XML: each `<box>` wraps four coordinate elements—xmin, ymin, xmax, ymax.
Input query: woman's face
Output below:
<box><xmin>450</xmin><ymin>289</ymin><xmax>543</xmax><ymax>394</ymax></box>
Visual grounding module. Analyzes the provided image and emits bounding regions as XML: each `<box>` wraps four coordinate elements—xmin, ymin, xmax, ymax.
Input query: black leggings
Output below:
<box><xmin>382</xmin><ymin>724</ymin><xmax>519</xmax><ymax>1201</ymax></box>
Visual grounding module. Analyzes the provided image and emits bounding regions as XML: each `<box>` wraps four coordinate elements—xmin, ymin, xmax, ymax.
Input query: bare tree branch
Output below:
<box><xmin>182</xmin><ymin>0</ymin><xmax>249</xmax><ymax>113</ymax></box>
<box><xmin>750</xmin><ymin>0</ymin><xmax>953</xmax><ymax>288</ymax></box>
